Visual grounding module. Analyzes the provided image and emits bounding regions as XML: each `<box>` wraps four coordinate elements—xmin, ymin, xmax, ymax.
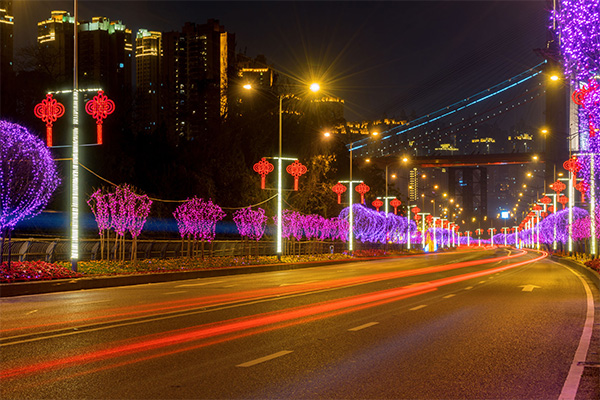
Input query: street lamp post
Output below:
<box><xmin>245</xmin><ymin>82</ymin><xmax>319</xmax><ymax>260</ymax></box>
<box><xmin>418</xmin><ymin>212</ymin><xmax>430</xmax><ymax>250</ymax></box>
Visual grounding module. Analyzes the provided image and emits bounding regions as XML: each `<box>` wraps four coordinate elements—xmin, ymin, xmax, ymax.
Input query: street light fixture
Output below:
<box><xmin>245</xmin><ymin>81</ymin><xmax>320</xmax><ymax>260</ymax></box>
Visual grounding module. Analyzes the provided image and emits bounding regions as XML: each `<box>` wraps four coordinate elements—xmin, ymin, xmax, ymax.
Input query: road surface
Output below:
<box><xmin>1</xmin><ymin>248</ymin><xmax>598</xmax><ymax>399</ymax></box>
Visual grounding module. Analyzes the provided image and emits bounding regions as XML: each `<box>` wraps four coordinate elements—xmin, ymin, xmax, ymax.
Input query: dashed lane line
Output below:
<box><xmin>348</xmin><ymin>322</ymin><xmax>379</xmax><ymax>332</ymax></box>
<box><xmin>410</xmin><ymin>305</ymin><xmax>427</xmax><ymax>311</ymax></box>
<box><xmin>236</xmin><ymin>351</ymin><xmax>293</xmax><ymax>367</ymax></box>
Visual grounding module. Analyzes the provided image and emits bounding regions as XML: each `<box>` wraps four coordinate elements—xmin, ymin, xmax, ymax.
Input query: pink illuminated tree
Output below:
<box><xmin>87</xmin><ymin>189</ymin><xmax>111</xmax><ymax>260</ymax></box>
<box><xmin>173</xmin><ymin>197</ymin><xmax>225</xmax><ymax>259</ymax></box>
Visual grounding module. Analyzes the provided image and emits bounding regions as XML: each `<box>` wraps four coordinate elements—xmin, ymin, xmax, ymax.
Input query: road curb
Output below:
<box><xmin>550</xmin><ymin>255</ymin><xmax>600</xmax><ymax>290</ymax></box>
<box><xmin>0</xmin><ymin>256</ymin><xmax>393</xmax><ymax>298</ymax></box>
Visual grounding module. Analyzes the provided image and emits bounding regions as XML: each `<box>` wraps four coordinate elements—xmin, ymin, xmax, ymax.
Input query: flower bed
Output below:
<box><xmin>1</xmin><ymin>261</ymin><xmax>83</xmax><ymax>283</ymax></box>
<box><xmin>58</xmin><ymin>254</ymin><xmax>354</xmax><ymax>277</ymax></box>
<box><xmin>584</xmin><ymin>258</ymin><xmax>600</xmax><ymax>273</ymax></box>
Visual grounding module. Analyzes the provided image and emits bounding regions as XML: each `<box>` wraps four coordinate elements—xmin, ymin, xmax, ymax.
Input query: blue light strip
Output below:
<box><xmin>350</xmin><ymin>62</ymin><xmax>546</xmax><ymax>153</ymax></box>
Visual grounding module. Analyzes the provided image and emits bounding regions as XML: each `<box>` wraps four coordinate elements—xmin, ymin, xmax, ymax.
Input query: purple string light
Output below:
<box><xmin>0</xmin><ymin>121</ymin><xmax>60</xmax><ymax>232</ymax></box>
<box><xmin>553</xmin><ymin>0</ymin><xmax>600</xmax><ymax>84</ymax></box>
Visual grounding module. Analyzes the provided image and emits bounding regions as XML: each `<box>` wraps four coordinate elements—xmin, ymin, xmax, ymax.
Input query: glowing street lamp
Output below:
<box><xmin>245</xmin><ymin>82</ymin><xmax>319</xmax><ymax>259</ymax></box>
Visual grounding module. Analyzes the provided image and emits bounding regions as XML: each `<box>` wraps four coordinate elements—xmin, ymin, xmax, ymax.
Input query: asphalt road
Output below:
<box><xmin>1</xmin><ymin>248</ymin><xmax>598</xmax><ymax>399</ymax></box>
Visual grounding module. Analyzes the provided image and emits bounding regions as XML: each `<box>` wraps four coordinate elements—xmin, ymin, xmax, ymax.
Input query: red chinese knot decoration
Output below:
<box><xmin>332</xmin><ymin>183</ymin><xmax>347</xmax><ymax>204</ymax></box>
<box><xmin>563</xmin><ymin>156</ymin><xmax>580</xmax><ymax>185</ymax></box>
<box><xmin>540</xmin><ymin>196</ymin><xmax>551</xmax><ymax>205</ymax></box>
<box><xmin>390</xmin><ymin>198</ymin><xmax>401</xmax><ymax>215</ymax></box>
<box><xmin>550</xmin><ymin>180</ymin><xmax>566</xmax><ymax>195</ymax></box>
<box><xmin>34</xmin><ymin>94</ymin><xmax>65</xmax><ymax>147</ymax></box>
<box><xmin>286</xmin><ymin>160</ymin><xmax>307</xmax><ymax>191</ymax></box>
<box><xmin>85</xmin><ymin>90</ymin><xmax>115</xmax><ymax>145</ymax></box>
<box><xmin>253</xmin><ymin>157</ymin><xmax>274</xmax><ymax>189</ymax></box>
<box><xmin>558</xmin><ymin>195</ymin><xmax>569</xmax><ymax>209</ymax></box>
<box><xmin>355</xmin><ymin>182</ymin><xmax>370</xmax><ymax>204</ymax></box>
<box><xmin>372</xmin><ymin>199</ymin><xmax>384</xmax><ymax>212</ymax></box>
<box><xmin>571</xmin><ymin>80</ymin><xmax>599</xmax><ymax>136</ymax></box>
<box><xmin>575</xmin><ymin>180</ymin><xmax>589</xmax><ymax>202</ymax></box>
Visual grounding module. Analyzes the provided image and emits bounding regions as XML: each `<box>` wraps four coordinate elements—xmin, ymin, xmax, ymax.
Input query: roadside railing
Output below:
<box><xmin>1</xmin><ymin>238</ymin><xmax>390</xmax><ymax>262</ymax></box>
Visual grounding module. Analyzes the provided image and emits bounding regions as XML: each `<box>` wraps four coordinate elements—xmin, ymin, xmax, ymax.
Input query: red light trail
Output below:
<box><xmin>0</xmin><ymin>250</ymin><xmax>546</xmax><ymax>382</ymax></box>
<box><xmin>1</xmin><ymin>249</ymin><xmax>525</xmax><ymax>335</ymax></box>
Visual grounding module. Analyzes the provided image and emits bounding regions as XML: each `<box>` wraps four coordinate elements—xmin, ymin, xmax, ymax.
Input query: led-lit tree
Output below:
<box><xmin>87</xmin><ymin>189</ymin><xmax>111</xmax><ymax>260</ymax></box>
<box><xmin>98</xmin><ymin>184</ymin><xmax>152</xmax><ymax>262</ymax></box>
<box><xmin>173</xmin><ymin>197</ymin><xmax>225</xmax><ymax>259</ymax></box>
<box><xmin>1</xmin><ymin>121</ymin><xmax>60</xmax><ymax>265</ymax></box>
<box><xmin>233</xmin><ymin>207</ymin><xmax>268</xmax><ymax>257</ymax></box>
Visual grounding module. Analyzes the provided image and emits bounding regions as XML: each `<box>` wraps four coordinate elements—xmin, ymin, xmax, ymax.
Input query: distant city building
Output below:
<box><xmin>78</xmin><ymin>16</ymin><xmax>132</xmax><ymax>95</ymax></box>
<box><xmin>161</xmin><ymin>20</ymin><xmax>235</xmax><ymax>142</ymax></box>
<box><xmin>0</xmin><ymin>0</ymin><xmax>14</xmax><ymax>116</ymax></box>
<box><xmin>471</xmin><ymin>137</ymin><xmax>495</xmax><ymax>153</ymax></box>
<box><xmin>135</xmin><ymin>29</ymin><xmax>162</xmax><ymax>133</ymax></box>
<box><xmin>332</xmin><ymin>118</ymin><xmax>405</xmax><ymax>136</ymax></box>
<box><xmin>237</xmin><ymin>54</ymin><xmax>274</xmax><ymax>89</ymax></box>
<box><xmin>409</xmin><ymin>167</ymin><xmax>419</xmax><ymax>201</ymax></box>
<box><xmin>508</xmin><ymin>131</ymin><xmax>534</xmax><ymax>152</ymax></box>
<box><xmin>36</xmin><ymin>12</ymin><xmax>132</xmax><ymax>98</ymax></box>
<box><xmin>36</xmin><ymin>10</ymin><xmax>74</xmax><ymax>84</ymax></box>
<box><xmin>311</xmin><ymin>96</ymin><xmax>345</xmax><ymax>126</ymax></box>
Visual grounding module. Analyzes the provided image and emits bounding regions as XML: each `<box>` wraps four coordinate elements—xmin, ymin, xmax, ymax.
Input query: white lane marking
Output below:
<box><xmin>79</xmin><ymin>300</ymin><xmax>111</xmax><ymax>306</ymax></box>
<box><xmin>519</xmin><ymin>284</ymin><xmax>541</xmax><ymax>292</ymax></box>
<box><xmin>464</xmin><ymin>286</ymin><xmax>473</xmax><ymax>290</ymax></box>
<box><xmin>163</xmin><ymin>291</ymin><xmax>187</xmax><ymax>295</ymax></box>
<box><xmin>236</xmin><ymin>351</ymin><xmax>293</xmax><ymax>367</ymax></box>
<box><xmin>279</xmin><ymin>280</ymin><xmax>317</xmax><ymax>287</ymax></box>
<box><xmin>348</xmin><ymin>322</ymin><xmax>379</xmax><ymax>332</ymax></box>
<box><xmin>25</xmin><ymin>310</ymin><xmax>38</xmax><ymax>315</ymax></box>
<box><xmin>559</xmin><ymin>268</ymin><xmax>595</xmax><ymax>400</ymax></box>
<box><xmin>443</xmin><ymin>294</ymin><xmax>456</xmax><ymax>299</ymax></box>
<box><xmin>176</xmin><ymin>280</ymin><xmax>225</xmax><ymax>287</ymax></box>
<box><xmin>478</xmin><ymin>281</ymin><xmax>486</xmax><ymax>284</ymax></box>
<box><xmin>222</xmin><ymin>285</ymin><xmax>236</xmax><ymax>288</ymax></box>
<box><xmin>410</xmin><ymin>305</ymin><xmax>427</xmax><ymax>311</ymax></box>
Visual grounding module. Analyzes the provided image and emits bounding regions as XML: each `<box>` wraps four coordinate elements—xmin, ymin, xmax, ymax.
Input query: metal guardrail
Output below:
<box><xmin>1</xmin><ymin>238</ymin><xmax>384</xmax><ymax>262</ymax></box>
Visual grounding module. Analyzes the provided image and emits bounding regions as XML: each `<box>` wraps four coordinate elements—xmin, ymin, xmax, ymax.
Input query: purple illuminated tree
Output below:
<box><xmin>554</xmin><ymin>0</ymin><xmax>600</xmax><ymax>84</ymax></box>
<box><xmin>1</xmin><ymin>121</ymin><xmax>60</xmax><ymax>264</ymax></box>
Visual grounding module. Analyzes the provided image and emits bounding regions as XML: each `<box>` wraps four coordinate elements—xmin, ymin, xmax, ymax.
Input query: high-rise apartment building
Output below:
<box><xmin>161</xmin><ymin>20</ymin><xmax>235</xmax><ymax>142</ymax></box>
<box><xmin>36</xmin><ymin>10</ymin><xmax>75</xmax><ymax>85</ymax></box>
<box><xmin>79</xmin><ymin>17</ymin><xmax>132</xmax><ymax>95</ymax></box>
<box><xmin>36</xmin><ymin>12</ymin><xmax>132</xmax><ymax>96</ymax></box>
<box><xmin>0</xmin><ymin>0</ymin><xmax>14</xmax><ymax>116</ymax></box>
<box><xmin>135</xmin><ymin>29</ymin><xmax>162</xmax><ymax>133</ymax></box>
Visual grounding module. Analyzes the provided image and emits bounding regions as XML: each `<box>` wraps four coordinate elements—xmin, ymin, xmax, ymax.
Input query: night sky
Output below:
<box><xmin>14</xmin><ymin>1</ymin><xmax>550</xmax><ymax>121</ymax></box>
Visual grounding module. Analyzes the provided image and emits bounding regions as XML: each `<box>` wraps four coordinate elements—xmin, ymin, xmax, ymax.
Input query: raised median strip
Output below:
<box><xmin>0</xmin><ymin>256</ymin><xmax>390</xmax><ymax>297</ymax></box>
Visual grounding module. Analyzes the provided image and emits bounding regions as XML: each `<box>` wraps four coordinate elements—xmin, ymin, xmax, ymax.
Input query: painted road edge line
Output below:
<box><xmin>348</xmin><ymin>322</ymin><xmax>379</xmax><ymax>332</ymax></box>
<box><xmin>558</xmin><ymin>267</ymin><xmax>595</xmax><ymax>400</ymax></box>
<box><xmin>410</xmin><ymin>305</ymin><xmax>427</xmax><ymax>311</ymax></box>
<box><xmin>236</xmin><ymin>351</ymin><xmax>293</xmax><ymax>367</ymax></box>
